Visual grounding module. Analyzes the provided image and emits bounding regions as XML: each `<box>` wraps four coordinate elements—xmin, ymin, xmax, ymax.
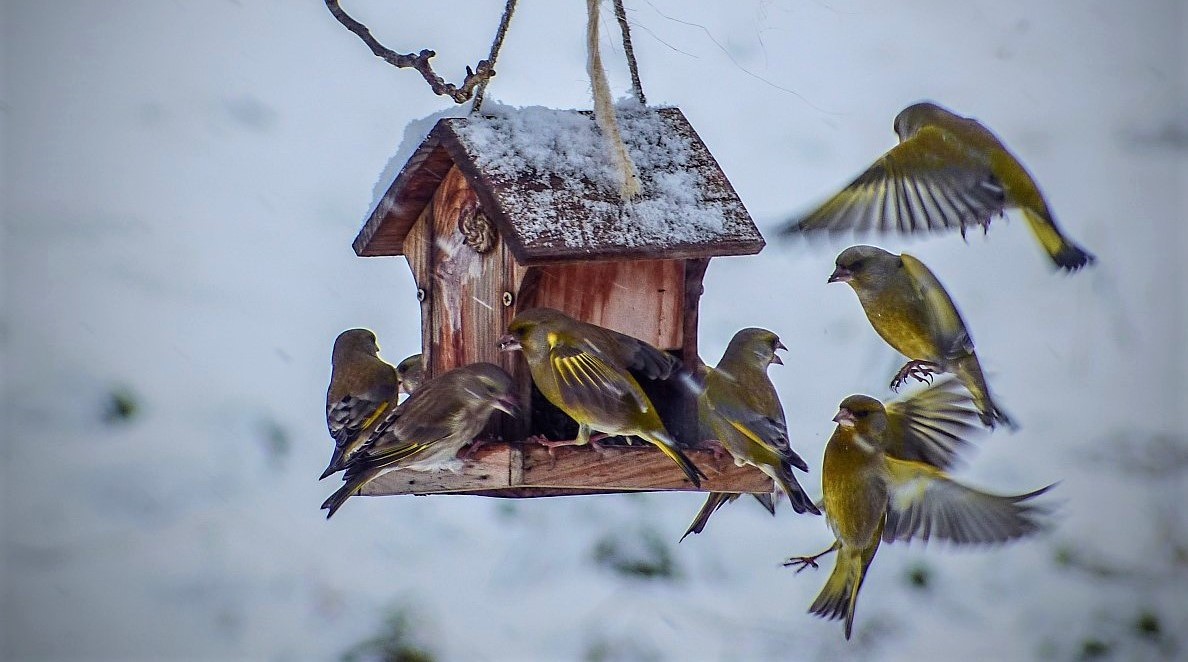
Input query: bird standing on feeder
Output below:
<box><xmin>321</xmin><ymin>329</ymin><xmax>401</xmax><ymax>480</ymax></box>
<box><xmin>782</xmin><ymin>101</ymin><xmax>1095</xmax><ymax>272</ymax></box>
<box><xmin>784</xmin><ymin>390</ymin><xmax>1051</xmax><ymax>640</ymax></box>
<box><xmin>829</xmin><ymin>245</ymin><xmax>1015</xmax><ymax>429</ymax></box>
<box><xmin>498</xmin><ymin>307</ymin><xmax>706</xmax><ymax>488</ymax></box>
<box><xmin>682</xmin><ymin>328</ymin><xmax>821</xmax><ymax>540</ymax></box>
<box><xmin>320</xmin><ymin>362</ymin><xmax>518</xmax><ymax>518</ymax></box>
<box><xmin>396</xmin><ymin>354</ymin><xmax>424</xmax><ymax>395</ymax></box>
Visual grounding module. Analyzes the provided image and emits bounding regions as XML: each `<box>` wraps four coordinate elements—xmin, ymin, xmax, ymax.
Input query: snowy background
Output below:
<box><xmin>3</xmin><ymin>1</ymin><xmax>1186</xmax><ymax>659</ymax></box>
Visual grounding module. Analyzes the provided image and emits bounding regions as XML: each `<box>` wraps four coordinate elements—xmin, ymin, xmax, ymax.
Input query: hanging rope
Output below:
<box><xmin>587</xmin><ymin>0</ymin><xmax>642</xmax><ymax>200</ymax></box>
<box><xmin>472</xmin><ymin>0</ymin><xmax>519</xmax><ymax>113</ymax></box>
<box><xmin>611</xmin><ymin>0</ymin><xmax>645</xmax><ymax>105</ymax></box>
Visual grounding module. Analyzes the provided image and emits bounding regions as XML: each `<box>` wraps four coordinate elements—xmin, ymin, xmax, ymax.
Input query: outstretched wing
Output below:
<box><xmin>883</xmin><ymin>376</ymin><xmax>982</xmax><ymax>469</ymax></box>
<box><xmin>882</xmin><ymin>456</ymin><xmax>1053</xmax><ymax>545</ymax></box>
<box><xmin>783</xmin><ymin>127</ymin><xmax>1006</xmax><ymax>237</ymax></box>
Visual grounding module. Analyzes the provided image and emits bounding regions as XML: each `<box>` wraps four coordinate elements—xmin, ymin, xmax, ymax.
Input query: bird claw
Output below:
<box><xmin>890</xmin><ymin>361</ymin><xmax>941</xmax><ymax>391</ymax></box>
<box><xmin>782</xmin><ymin>555</ymin><xmax>821</xmax><ymax>574</ymax></box>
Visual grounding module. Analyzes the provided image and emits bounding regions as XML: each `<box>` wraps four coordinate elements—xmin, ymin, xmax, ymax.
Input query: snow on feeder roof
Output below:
<box><xmin>354</xmin><ymin>104</ymin><xmax>764</xmax><ymax>264</ymax></box>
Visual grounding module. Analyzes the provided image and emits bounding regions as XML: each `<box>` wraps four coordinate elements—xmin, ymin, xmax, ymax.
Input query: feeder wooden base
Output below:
<box><xmin>358</xmin><ymin>441</ymin><xmax>774</xmax><ymax>498</ymax></box>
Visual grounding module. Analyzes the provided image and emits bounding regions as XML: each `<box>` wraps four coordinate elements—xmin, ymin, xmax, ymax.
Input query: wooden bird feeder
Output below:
<box><xmin>353</xmin><ymin>105</ymin><xmax>771</xmax><ymax>498</ymax></box>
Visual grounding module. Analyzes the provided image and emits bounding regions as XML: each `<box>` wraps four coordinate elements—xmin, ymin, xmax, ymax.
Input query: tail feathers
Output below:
<box><xmin>1022</xmin><ymin>209</ymin><xmax>1096</xmax><ymax>272</ymax></box>
<box><xmin>647</xmin><ymin>432</ymin><xmax>707</xmax><ymax>488</ymax></box>
<box><xmin>809</xmin><ymin>545</ymin><xmax>875</xmax><ymax>640</ymax></box>
<box><xmin>320</xmin><ymin>468</ymin><xmax>378</xmax><ymax>519</ymax></box>
<box><xmin>770</xmin><ymin>463</ymin><xmax>821</xmax><ymax>516</ymax></box>
<box><xmin>680</xmin><ymin>492</ymin><xmax>732</xmax><ymax>541</ymax></box>
<box><xmin>319</xmin><ymin>446</ymin><xmax>348</xmax><ymax>480</ymax></box>
<box><xmin>953</xmin><ymin>356</ymin><xmax>1018</xmax><ymax>431</ymax></box>
<box><xmin>750</xmin><ymin>491</ymin><xmax>777</xmax><ymax>515</ymax></box>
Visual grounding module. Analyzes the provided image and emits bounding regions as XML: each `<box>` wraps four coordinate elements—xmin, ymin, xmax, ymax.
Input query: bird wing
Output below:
<box><xmin>882</xmin><ymin>456</ymin><xmax>1052</xmax><ymax>545</ymax></box>
<box><xmin>883</xmin><ymin>375</ymin><xmax>982</xmax><ymax>470</ymax></box>
<box><xmin>592</xmin><ymin>327</ymin><xmax>679</xmax><ymax>380</ymax></box>
<box><xmin>550</xmin><ymin>343</ymin><xmax>651</xmax><ymax>416</ymax></box>
<box><xmin>899</xmin><ymin>253</ymin><xmax>974</xmax><ymax>359</ymax></box>
<box><xmin>326</xmin><ymin>387</ymin><xmax>396</xmax><ymax>449</ymax></box>
<box><xmin>783</xmin><ymin>126</ymin><xmax>1006</xmax><ymax>237</ymax></box>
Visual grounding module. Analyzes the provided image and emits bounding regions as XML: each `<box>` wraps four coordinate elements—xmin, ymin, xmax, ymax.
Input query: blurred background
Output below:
<box><xmin>3</xmin><ymin>1</ymin><xmax>1185</xmax><ymax>659</ymax></box>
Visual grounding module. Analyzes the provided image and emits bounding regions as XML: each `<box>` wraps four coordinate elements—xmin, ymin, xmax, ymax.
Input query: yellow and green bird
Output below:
<box><xmin>830</xmin><ymin>244</ymin><xmax>1015</xmax><ymax>429</ymax></box>
<box><xmin>321</xmin><ymin>362</ymin><xmax>517</xmax><ymax>518</ymax></box>
<box><xmin>498</xmin><ymin>307</ymin><xmax>705</xmax><ymax>488</ymax></box>
<box><xmin>785</xmin><ymin>390</ymin><xmax>1051</xmax><ymax>640</ymax></box>
<box><xmin>783</xmin><ymin>101</ymin><xmax>1095</xmax><ymax>272</ymax></box>
<box><xmin>320</xmin><ymin>329</ymin><xmax>401</xmax><ymax>480</ymax></box>
<box><xmin>682</xmin><ymin>328</ymin><xmax>820</xmax><ymax>540</ymax></box>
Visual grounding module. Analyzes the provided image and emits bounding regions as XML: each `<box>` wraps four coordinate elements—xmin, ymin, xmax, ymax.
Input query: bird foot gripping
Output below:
<box><xmin>890</xmin><ymin>360</ymin><xmax>942</xmax><ymax>391</ymax></box>
<box><xmin>531</xmin><ymin>432</ymin><xmax>611</xmax><ymax>458</ymax></box>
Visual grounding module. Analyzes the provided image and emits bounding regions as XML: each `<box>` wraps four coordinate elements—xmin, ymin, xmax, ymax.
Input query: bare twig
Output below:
<box><xmin>473</xmin><ymin>0</ymin><xmax>519</xmax><ymax>113</ymax></box>
<box><xmin>325</xmin><ymin>0</ymin><xmax>495</xmax><ymax>104</ymax></box>
<box><xmin>612</xmin><ymin>0</ymin><xmax>646</xmax><ymax>105</ymax></box>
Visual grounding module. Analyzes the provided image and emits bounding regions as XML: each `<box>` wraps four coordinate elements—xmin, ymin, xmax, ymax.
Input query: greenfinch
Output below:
<box><xmin>396</xmin><ymin>354</ymin><xmax>424</xmax><ymax>395</ymax></box>
<box><xmin>320</xmin><ymin>362</ymin><xmax>517</xmax><ymax>518</ymax></box>
<box><xmin>498</xmin><ymin>307</ymin><xmax>705</xmax><ymax>488</ymax></box>
<box><xmin>783</xmin><ymin>101</ymin><xmax>1095</xmax><ymax>272</ymax></box>
<box><xmin>321</xmin><ymin>329</ymin><xmax>401</xmax><ymax>480</ymax></box>
<box><xmin>682</xmin><ymin>328</ymin><xmax>820</xmax><ymax>540</ymax></box>
<box><xmin>830</xmin><ymin>244</ymin><xmax>1015</xmax><ymax>429</ymax></box>
<box><xmin>785</xmin><ymin>392</ymin><xmax>1051</xmax><ymax>640</ymax></box>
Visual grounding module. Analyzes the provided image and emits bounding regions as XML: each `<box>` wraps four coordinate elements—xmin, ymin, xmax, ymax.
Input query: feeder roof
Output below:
<box><xmin>354</xmin><ymin>105</ymin><xmax>764</xmax><ymax>265</ymax></box>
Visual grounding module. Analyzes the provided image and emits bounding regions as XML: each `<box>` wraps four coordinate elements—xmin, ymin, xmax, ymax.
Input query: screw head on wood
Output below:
<box><xmin>416</xmin><ymin>288</ymin><xmax>427</xmax><ymax>302</ymax></box>
<box><xmin>502</xmin><ymin>291</ymin><xmax>514</xmax><ymax>307</ymax></box>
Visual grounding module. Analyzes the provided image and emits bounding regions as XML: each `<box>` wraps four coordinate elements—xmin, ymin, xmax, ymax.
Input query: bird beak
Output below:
<box><xmin>832</xmin><ymin>407</ymin><xmax>857</xmax><ymax>428</ymax></box>
<box><xmin>771</xmin><ymin>353</ymin><xmax>784</xmax><ymax>366</ymax></box>
<box><xmin>772</xmin><ymin>339</ymin><xmax>787</xmax><ymax>365</ymax></box>
<box><xmin>828</xmin><ymin>266</ymin><xmax>853</xmax><ymax>284</ymax></box>
<box><xmin>497</xmin><ymin>334</ymin><xmax>521</xmax><ymax>352</ymax></box>
<box><xmin>494</xmin><ymin>393</ymin><xmax>520</xmax><ymax>416</ymax></box>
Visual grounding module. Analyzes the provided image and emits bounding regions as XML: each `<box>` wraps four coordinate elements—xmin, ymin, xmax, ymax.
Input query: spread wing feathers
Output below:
<box><xmin>882</xmin><ymin>456</ymin><xmax>1053</xmax><ymax>546</ymax></box>
<box><xmin>326</xmin><ymin>392</ymin><xmax>394</xmax><ymax>448</ymax></box>
<box><xmin>589</xmin><ymin>328</ymin><xmax>678</xmax><ymax>380</ymax></box>
<box><xmin>883</xmin><ymin>376</ymin><xmax>982</xmax><ymax>469</ymax></box>
<box><xmin>899</xmin><ymin>253</ymin><xmax>974</xmax><ymax>360</ymax></box>
<box><xmin>552</xmin><ymin>345</ymin><xmax>650</xmax><ymax>415</ymax></box>
<box><xmin>784</xmin><ymin>127</ymin><xmax>1006</xmax><ymax>237</ymax></box>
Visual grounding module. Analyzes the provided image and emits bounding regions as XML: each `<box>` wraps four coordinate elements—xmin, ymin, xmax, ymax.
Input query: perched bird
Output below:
<box><xmin>784</xmin><ymin>392</ymin><xmax>1051</xmax><ymax>640</ymax></box>
<box><xmin>830</xmin><ymin>245</ymin><xmax>1015</xmax><ymax>429</ymax></box>
<box><xmin>681</xmin><ymin>328</ymin><xmax>820</xmax><ymax>541</ymax></box>
<box><xmin>498</xmin><ymin>307</ymin><xmax>705</xmax><ymax>488</ymax></box>
<box><xmin>321</xmin><ymin>362</ymin><xmax>517</xmax><ymax>518</ymax></box>
<box><xmin>321</xmin><ymin>329</ymin><xmax>401</xmax><ymax>480</ymax></box>
<box><xmin>782</xmin><ymin>101</ymin><xmax>1095</xmax><ymax>272</ymax></box>
<box><xmin>396</xmin><ymin>354</ymin><xmax>424</xmax><ymax>395</ymax></box>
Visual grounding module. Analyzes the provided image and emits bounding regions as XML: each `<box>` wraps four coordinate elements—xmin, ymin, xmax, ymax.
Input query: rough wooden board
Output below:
<box><xmin>360</xmin><ymin>443</ymin><xmax>774</xmax><ymax>496</ymax></box>
<box><xmin>531</xmin><ymin>259</ymin><xmax>684</xmax><ymax>351</ymax></box>
<box><xmin>354</xmin><ymin>138</ymin><xmax>453</xmax><ymax>257</ymax></box>
<box><xmin>358</xmin><ymin>443</ymin><xmax>513</xmax><ymax>495</ymax></box>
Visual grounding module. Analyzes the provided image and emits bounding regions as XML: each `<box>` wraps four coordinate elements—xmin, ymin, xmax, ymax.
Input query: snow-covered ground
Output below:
<box><xmin>4</xmin><ymin>1</ymin><xmax>1185</xmax><ymax>659</ymax></box>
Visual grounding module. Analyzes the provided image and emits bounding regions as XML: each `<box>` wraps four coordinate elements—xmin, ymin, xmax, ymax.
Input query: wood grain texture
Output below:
<box><xmin>532</xmin><ymin>259</ymin><xmax>684</xmax><ymax>350</ymax></box>
<box><xmin>359</xmin><ymin>442</ymin><xmax>774</xmax><ymax>496</ymax></box>
<box><xmin>354</xmin><ymin>138</ymin><xmax>453</xmax><ymax>257</ymax></box>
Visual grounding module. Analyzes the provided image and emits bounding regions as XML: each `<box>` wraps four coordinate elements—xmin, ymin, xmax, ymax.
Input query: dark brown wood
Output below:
<box><xmin>355</xmin><ymin>139</ymin><xmax>453</xmax><ymax>257</ymax></box>
<box><xmin>359</xmin><ymin>442</ymin><xmax>774</xmax><ymax>496</ymax></box>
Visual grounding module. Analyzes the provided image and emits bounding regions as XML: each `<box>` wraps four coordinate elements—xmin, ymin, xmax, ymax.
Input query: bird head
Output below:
<box><xmin>723</xmin><ymin>327</ymin><xmax>787</xmax><ymax>369</ymax></box>
<box><xmin>396</xmin><ymin>354</ymin><xmax>424</xmax><ymax>395</ymax></box>
<box><xmin>830</xmin><ymin>245</ymin><xmax>900</xmax><ymax>291</ymax></box>
<box><xmin>893</xmin><ymin>100</ymin><xmax>951</xmax><ymax>140</ymax></box>
<box><xmin>834</xmin><ymin>394</ymin><xmax>888</xmax><ymax>437</ymax></box>
<box><xmin>500</xmin><ymin>307</ymin><xmax>570</xmax><ymax>355</ymax></box>
<box><xmin>332</xmin><ymin>328</ymin><xmax>380</xmax><ymax>362</ymax></box>
<box><xmin>463</xmin><ymin>362</ymin><xmax>520</xmax><ymax>416</ymax></box>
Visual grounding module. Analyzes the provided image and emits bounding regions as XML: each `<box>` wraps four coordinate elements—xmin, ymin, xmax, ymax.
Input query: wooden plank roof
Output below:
<box><xmin>355</xmin><ymin>106</ymin><xmax>764</xmax><ymax>264</ymax></box>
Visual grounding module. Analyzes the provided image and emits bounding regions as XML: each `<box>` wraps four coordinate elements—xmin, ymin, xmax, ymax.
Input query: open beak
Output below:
<box><xmin>497</xmin><ymin>334</ymin><xmax>521</xmax><ymax>352</ymax></box>
<box><xmin>494</xmin><ymin>393</ymin><xmax>520</xmax><ymax>416</ymax></box>
<box><xmin>772</xmin><ymin>339</ymin><xmax>787</xmax><ymax>365</ymax></box>
<box><xmin>832</xmin><ymin>407</ymin><xmax>857</xmax><ymax>428</ymax></box>
<box><xmin>828</xmin><ymin>266</ymin><xmax>853</xmax><ymax>284</ymax></box>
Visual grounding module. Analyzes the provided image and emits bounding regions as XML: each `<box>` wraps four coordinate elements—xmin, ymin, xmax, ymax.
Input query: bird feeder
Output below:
<box><xmin>353</xmin><ymin>104</ymin><xmax>772</xmax><ymax>497</ymax></box>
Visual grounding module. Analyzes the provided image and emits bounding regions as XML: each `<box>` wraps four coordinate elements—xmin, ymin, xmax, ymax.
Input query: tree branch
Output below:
<box><xmin>325</xmin><ymin>0</ymin><xmax>495</xmax><ymax>104</ymax></box>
